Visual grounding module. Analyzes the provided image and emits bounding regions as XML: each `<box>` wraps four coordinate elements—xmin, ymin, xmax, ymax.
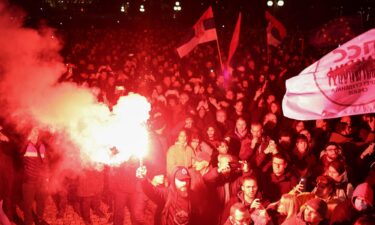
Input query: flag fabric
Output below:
<box><xmin>227</xmin><ymin>12</ymin><xmax>242</xmax><ymax>65</ymax></box>
<box><xmin>282</xmin><ymin>29</ymin><xmax>375</xmax><ymax>120</ymax></box>
<box><xmin>177</xmin><ymin>7</ymin><xmax>218</xmax><ymax>58</ymax></box>
<box><xmin>265</xmin><ymin>11</ymin><xmax>287</xmax><ymax>47</ymax></box>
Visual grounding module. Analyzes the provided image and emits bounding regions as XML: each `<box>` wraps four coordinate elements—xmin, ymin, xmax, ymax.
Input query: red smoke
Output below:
<box><xmin>0</xmin><ymin>2</ymin><xmax>151</xmax><ymax>192</ymax></box>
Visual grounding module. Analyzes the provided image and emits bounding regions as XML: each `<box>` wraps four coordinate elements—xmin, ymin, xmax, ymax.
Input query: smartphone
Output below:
<box><xmin>299</xmin><ymin>177</ymin><xmax>306</xmax><ymax>192</ymax></box>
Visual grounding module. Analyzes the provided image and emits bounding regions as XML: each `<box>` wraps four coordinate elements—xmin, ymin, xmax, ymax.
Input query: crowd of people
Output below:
<box><xmin>0</xmin><ymin>22</ymin><xmax>375</xmax><ymax>225</ymax></box>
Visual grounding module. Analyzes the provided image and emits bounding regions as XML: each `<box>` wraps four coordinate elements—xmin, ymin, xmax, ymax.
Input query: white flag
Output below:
<box><xmin>282</xmin><ymin>29</ymin><xmax>375</xmax><ymax>120</ymax></box>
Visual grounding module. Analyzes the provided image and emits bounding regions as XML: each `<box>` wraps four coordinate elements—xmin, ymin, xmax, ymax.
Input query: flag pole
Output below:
<box><xmin>266</xmin><ymin>37</ymin><xmax>270</xmax><ymax>64</ymax></box>
<box><xmin>215</xmin><ymin>38</ymin><xmax>224</xmax><ymax>72</ymax></box>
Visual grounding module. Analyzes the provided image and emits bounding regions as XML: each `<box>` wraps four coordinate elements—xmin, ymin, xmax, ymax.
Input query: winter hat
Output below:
<box><xmin>174</xmin><ymin>167</ymin><xmax>191</xmax><ymax>181</ymax></box>
<box><xmin>305</xmin><ymin>198</ymin><xmax>328</xmax><ymax>218</ymax></box>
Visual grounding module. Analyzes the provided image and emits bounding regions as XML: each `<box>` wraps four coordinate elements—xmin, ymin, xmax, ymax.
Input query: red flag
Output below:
<box><xmin>282</xmin><ymin>29</ymin><xmax>375</xmax><ymax>120</ymax></box>
<box><xmin>227</xmin><ymin>12</ymin><xmax>241</xmax><ymax>65</ymax></box>
<box><xmin>265</xmin><ymin>11</ymin><xmax>287</xmax><ymax>46</ymax></box>
<box><xmin>177</xmin><ymin>7</ymin><xmax>218</xmax><ymax>58</ymax></box>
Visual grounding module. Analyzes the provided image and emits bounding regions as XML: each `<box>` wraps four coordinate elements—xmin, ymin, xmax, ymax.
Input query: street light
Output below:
<box><xmin>173</xmin><ymin>1</ymin><xmax>182</xmax><ymax>11</ymax></box>
<box><xmin>267</xmin><ymin>0</ymin><xmax>284</xmax><ymax>7</ymax></box>
<box><xmin>277</xmin><ymin>0</ymin><xmax>284</xmax><ymax>7</ymax></box>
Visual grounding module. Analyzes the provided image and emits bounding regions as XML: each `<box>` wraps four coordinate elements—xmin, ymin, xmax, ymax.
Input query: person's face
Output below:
<box><xmin>216</xmin><ymin>111</ymin><xmax>226</xmax><ymax>123</ymax></box>
<box><xmin>250</xmin><ymin>124</ymin><xmax>262</xmax><ymax>139</ymax></box>
<box><xmin>236</xmin><ymin>119</ymin><xmax>247</xmax><ymax>133</ymax></box>
<box><xmin>190</xmin><ymin>138</ymin><xmax>200</xmax><ymax>150</ymax></box>
<box><xmin>315</xmin><ymin>119</ymin><xmax>326</xmax><ymax>129</ymax></box>
<box><xmin>259</xmin><ymin>75</ymin><xmax>265</xmax><ymax>83</ymax></box>
<box><xmin>199</xmin><ymin>86</ymin><xmax>205</xmax><ymax>94</ymax></box>
<box><xmin>168</xmin><ymin>98</ymin><xmax>177</xmax><ymax>107</ymax></box>
<box><xmin>325</xmin><ymin>145</ymin><xmax>339</xmax><ymax>161</ymax></box>
<box><xmin>177</xmin><ymin>131</ymin><xmax>187</xmax><ymax>144</ymax></box>
<box><xmin>156</xmin><ymin>85</ymin><xmax>163</xmax><ymax>94</ymax></box>
<box><xmin>185</xmin><ymin>118</ymin><xmax>193</xmax><ymax>128</ymax></box>
<box><xmin>270</xmin><ymin>103</ymin><xmax>279</xmax><ymax>113</ymax></box>
<box><xmin>217</xmin><ymin>142</ymin><xmax>229</xmax><ymax>154</ymax></box>
<box><xmin>230</xmin><ymin>209</ymin><xmax>251</xmax><ymax>225</ymax></box>
<box><xmin>303</xmin><ymin>205</ymin><xmax>323</xmax><ymax>223</ymax></box>
<box><xmin>327</xmin><ymin>166</ymin><xmax>342</xmax><ymax>182</ymax></box>
<box><xmin>175</xmin><ymin>178</ymin><xmax>190</xmax><ymax>194</ymax></box>
<box><xmin>207</xmin><ymin>85</ymin><xmax>214</xmax><ymax>94</ymax></box>
<box><xmin>354</xmin><ymin>197</ymin><xmax>370</xmax><ymax>211</ymax></box>
<box><xmin>315</xmin><ymin>182</ymin><xmax>333</xmax><ymax>199</ymax></box>
<box><xmin>265</xmin><ymin>114</ymin><xmax>277</xmax><ymax>124</ymax></box>
<box><xmin>272</xmin><ymin>157</ymin><xmax>287</xmax><ymax>177</ymax></box>
<box><xmin>257</xmin><ymin>98</ymin><xmax>264</xmax><ymax>107</ymax></box>
<box><xmin>163</xmin><ymin>76</ymin><xmax>171</xmax><ymax>87</ymax></box>
<box><xmin>28</xmin><ymin>128</ymin><xmax>40</xmax><ymax>145</ymax></box>
<box><xmin>226</xmin><ymin>90</ymin><xmax>234</xmax><ymax>100</ymax></box>
<box><xmin>267</xmin><ymin>95</ymin><xmax>276</xmax><ymax>104</ymax></box>
<box><xmin>242</xmin><ymin>179</ymin><xmax>258</xmax><ymax>199</ymax></box>
<box><xmin>234</xmin><ymin>101</ymin><xmax>243</xmax><ymax>112</ymax></box>
<box><xmin>295</xmin><ymin>121</ymin><xmax>305</xmax><ymax>133</ymax></box>
<box><xmin>180</xmin><ymin>94</ymin><xmax>189</xmax><ymax>105</ymax></box>
<box><xmin>207</xmin><ymin>127</ymin><xmax>215</xmax><ymax>138</ymax></box>
<box><xmin>198</xmin><ymin>107</ymin><xmax>206</xmax><ymax>118</ymax></box>
<box><xmin>242</xmin><ymin>80</ymin><xmax>249</xmax><ymax>88</ymax></box>
<box><xmin>340</xmin><ymin>116</ymin><xmax>352</xmax><ymax>126</ymax></box>
<box><xmin>296</xmin><ymin>140</ymin><xmax>308</xmax><ymax>154</ymax></box>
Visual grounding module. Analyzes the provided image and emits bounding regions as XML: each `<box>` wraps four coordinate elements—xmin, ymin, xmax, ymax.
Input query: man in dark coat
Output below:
<box><xmin>222</xmin><ymin>175</ymin><xmax>271</xmax><ymax>225</ymax></box>
<box><xmin>137</xmin><ymin>166</ymin><xmax>196</xmax><ymax>225</ymax></box>
<box><xmin>261</xmin><ymin>153</ymin><xmax>299</xmax><ymax>202</ymax></box>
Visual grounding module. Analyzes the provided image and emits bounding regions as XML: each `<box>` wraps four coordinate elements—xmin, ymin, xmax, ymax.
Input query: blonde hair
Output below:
<box><xmin>278</xmin><ymin>194</ymin><xmax>298</xmax><ymax>219</ymax></box>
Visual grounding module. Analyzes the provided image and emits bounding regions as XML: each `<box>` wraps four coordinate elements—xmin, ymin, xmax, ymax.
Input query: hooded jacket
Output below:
<box><xmin>142</xmin><ymin>166</ymin><xmax>194</xmax><ymax>225</ymax></box>
<box><xmin>330</xmin><ymin>182</ymin><xmax>374</xmax><ymax>225</ymax></box>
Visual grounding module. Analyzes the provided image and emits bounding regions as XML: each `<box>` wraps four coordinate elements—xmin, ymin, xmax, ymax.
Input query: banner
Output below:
<box><xmin>282</xmin><ymin>29</ymin><xmax>375</xmax><ymax>120</ymax></box>
<box><xmin>177</xmin><ymin>7</ymin><xmax>218</xmax><ymax>58</ymax></box>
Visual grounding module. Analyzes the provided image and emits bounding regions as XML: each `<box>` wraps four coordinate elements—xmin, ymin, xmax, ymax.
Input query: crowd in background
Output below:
<box><xmin>0</xmin><ymin>24</ymin><xmax>375</xmax><ymax>225</ymax></box>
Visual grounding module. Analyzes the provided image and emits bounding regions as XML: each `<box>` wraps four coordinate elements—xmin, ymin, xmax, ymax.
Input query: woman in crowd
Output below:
<box><xmin>325</xmin><ymin>160</ymin><xmax>354</xmax><ymax>201</ymax></box>
<box><xmin>267</xmin><ymin>194</ymin><xmax>299</xmax><ymax>225</ymax></box>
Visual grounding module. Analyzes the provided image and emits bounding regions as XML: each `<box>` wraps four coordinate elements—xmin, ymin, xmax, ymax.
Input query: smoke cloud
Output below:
<box><xmin>0</xmin><ymin>3</ymin><xmax>150</xmax><ymax>191</ymax></box>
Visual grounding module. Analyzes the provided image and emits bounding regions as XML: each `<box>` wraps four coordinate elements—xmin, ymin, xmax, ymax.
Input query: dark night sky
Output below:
<box><xmin>7</xmin><ymin>0</ymin><xmax>375</xmax><ymax>31</ymax></box>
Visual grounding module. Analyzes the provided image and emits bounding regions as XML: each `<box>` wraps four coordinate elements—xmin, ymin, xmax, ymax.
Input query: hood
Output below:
<box><xmin>352</xmin><ymin>182</ymin><xmax>373</xmax><ymax>207</ymax></box>
<box><xmin>170</xmin><ymin>166</ymin><xmax>191</xmax><ymax>190</ymax></box>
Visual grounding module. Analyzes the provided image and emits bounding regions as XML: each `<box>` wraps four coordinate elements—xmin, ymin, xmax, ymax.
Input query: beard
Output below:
<box><xmin>177</xmin><ymin>187</ymin><xmax>189</xmax><ymax>198</ymax></box>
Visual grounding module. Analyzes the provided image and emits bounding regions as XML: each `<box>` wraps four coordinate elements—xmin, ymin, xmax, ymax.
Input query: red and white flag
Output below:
<box><xmin>282</xmin><ymin>29</ymin><xmax>375</xmax><ymax>120</ymax></box>
<box><xmin>177</xmin><ymin>7</ymin><xmax>218</xmax><ymax>58</ymax></box>
<box><xmin>227</xmin><ymin>12</ymin><xmax>242</xmax><ymax>65</ymax></box>
<box><xmin>265</xmin><ymin>11</ymin><xmax>287</xmax><ymax>47</ymax></box>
